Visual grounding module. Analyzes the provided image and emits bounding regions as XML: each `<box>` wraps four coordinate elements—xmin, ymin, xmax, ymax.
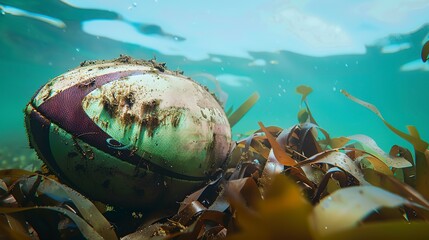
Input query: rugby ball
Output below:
<box><xmin>24</xmin><ymin>55</ymin><xmax>232</xmax><ymax>209</ymax></box>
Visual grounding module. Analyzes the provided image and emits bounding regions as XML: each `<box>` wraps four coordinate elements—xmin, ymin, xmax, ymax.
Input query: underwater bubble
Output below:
<box><xmin>128</xmin><ymin>2</ymin><xmax>137</xmax><ymax>10</ymax></box>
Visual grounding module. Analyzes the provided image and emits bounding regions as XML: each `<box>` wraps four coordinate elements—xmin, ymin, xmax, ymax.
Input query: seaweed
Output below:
<box><xmin>2</xmin><ymin>84</ymin><xmax>429</xmax><ymax>239</ymax></box>
<box><xmin>228</xmin><ymin>92</ymin><xmax>260</xmax><ymax>128</ymax></box>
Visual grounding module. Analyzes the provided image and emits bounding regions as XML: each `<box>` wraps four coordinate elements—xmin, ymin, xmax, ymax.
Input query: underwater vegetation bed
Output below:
<box><xmin>0</xmin><ymin>44</ymin><xmax>429</xmax><ymax>240</ymax></box>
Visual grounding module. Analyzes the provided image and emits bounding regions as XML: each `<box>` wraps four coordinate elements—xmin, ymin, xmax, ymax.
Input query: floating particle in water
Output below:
<box><xmin>333</xmin><ymin>86</ymin><xmax>337</xmax><ymax>91</ymax></box>
<box><xmin>75</xmin><ymin>48</ymin><xmax>80</xmax><ymax>52</ymax></box>
<box><xmin>345</xmin><ymin>63</ymin><xmax>349</xmax><ymax>67</ymax></box>
<box><xmin>128</xmin><ymin>2</ymin><xmax>137</xmax><ymax>10</ymax></box>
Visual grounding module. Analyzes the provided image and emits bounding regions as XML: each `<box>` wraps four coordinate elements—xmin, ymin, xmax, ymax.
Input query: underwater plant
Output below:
<box><xmin>1</xmin><ymin>83</ymin><xmax>429</xmax><ymax>239</ymax></box>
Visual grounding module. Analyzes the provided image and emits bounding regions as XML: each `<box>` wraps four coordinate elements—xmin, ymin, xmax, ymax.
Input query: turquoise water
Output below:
<box><xmin>0</xmin><ymin>0</ymin><xmax>428</xmax><ymax>168</ymax></box>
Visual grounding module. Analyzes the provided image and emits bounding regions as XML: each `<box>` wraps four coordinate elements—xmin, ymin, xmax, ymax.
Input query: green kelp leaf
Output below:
<box><xmin>296</xmin><ymin>85</ymin><xmax>313</xmax><ymax>103</ymax></box>
<box><xmin>0</xmin><ymin>169</ymin><xmax>118</xmax><ymax>240</ymax></box>
<box><xmin>0</xmin><ymin>206</ymin><xmax>105</xmax><ymax>240</ymax></box>
<box><xmin>258</xmin><ymin>122</ymin><xmax>297</xmax><ymax>166</ymax></box>
<box><xmin>422</xmin><ymin>40</ymin><xmax>429</xmax><ymax>62</ymax></box>
<box><xmin>319</xmin><ymin>221</ymin><xmax>429</xmax><ymax>240</ymax></box>
<box><xmin>340</xmin><ymin>89</ymin><xmax>429</xmax><ymax>152</ymax></box>
<box><xmin>297</xmin><ymin>150</ymin><xmax>368</xmax><ymax>185</ymax></box>
<box><xmin>228</xmin><ymin>92</ymin><xmax>259</xmax><ymax>127</ymax></box>
<box><xmin>311</xmin><ymin>185</ymin><xmax>428</xmax><ymax>236</ymax></box>
<box><xmin>347</xmin><ymin>134</ymin><xmax>412</xmax><ymax>169</ymax></box>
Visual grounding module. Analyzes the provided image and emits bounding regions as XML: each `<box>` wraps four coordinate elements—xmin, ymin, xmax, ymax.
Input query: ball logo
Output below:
<box><xmin>106</xmin><ymin>138</ymin><xmax>132</xmax><ymax>150</ymax></box>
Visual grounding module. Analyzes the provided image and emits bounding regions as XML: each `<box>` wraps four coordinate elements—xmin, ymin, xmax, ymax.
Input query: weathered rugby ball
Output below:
<box><xmin>24</xmin><ymin>55</ymin><xmax>232</xmax><ymax>209</ymax></box>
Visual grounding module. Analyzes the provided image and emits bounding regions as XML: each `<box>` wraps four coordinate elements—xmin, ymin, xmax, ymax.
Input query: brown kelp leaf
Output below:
<box><xmin>228</xmin><ymin>175</ymin><xmax>313</xmax><ymax>240</ymax></box>
<box><xmin>172</xmin><ymin>210</ymin><xmax>229</xmax><ymax>240</ymax></box>
<box><xmin>356</xmin><ymin>155</ymin><xmax>392</xmax><ymax>176</ymax></box>
<box><xmin>347</xmin><ymin>134</ymin><xmax>412</xmax><ymax>168</ymax></box>
<box><xmin>363</xmin><ymin>168</ymin><xmax>429</xmax><ymax>221</ymax></box>
<box><xmin>0</xmin><ymin>214</ymin><xmax>34</xmax><ymax>239</ymax></box>
<box><xmin>0</xmin><ymin>219</ymin><xmax>33</xmax><ymax>240</ymax></box>
<box><xmin>297</xmin><ymin>150</ymin><xmax>368</xmax><ymax>185</ymax></box>
<box><xmin>258</xmin><ymin>122</ymin><xmax>296</xmax><ymax>166</ymax></box>
<box><xmin>390</xmin><ymin>145</ymin><xmax>415</xmax><ymax>187</ymax></box>
<box><xmin>0</xmin><ymin>206</ymin><xmax>106</xmax><ymax>240</ymax></box>
<box><xmin>296</xmin><ymin>85</ymin><xmax>318</xmax><ymax>125</ymax></box>
<box><xmin>228</xmin><ymin>92</ymin><xmax>259</xmax><ymax>127</ymax></box>
<box><xmin>407</xmin><ymin>127</ymin><xmax>429</xmax><ymax>199</ymax></box>
<box><xmin>0</xmin><ymin>170</ymin><xmax>118</xmax><ymax>240</ymax></box>
<box><xmin>296</xmin><ymin>85</ymin><xmax>313</xmax><ymax>103</ymax></box>
<box><xmin>340</xmin><ymin>90</ymin><xmax>428</xmax><ymax>152</ymax></box>
<box><xmin>328</xmin><ymin>137</ymin><xmax>350</xmax><ymax>149</ymax></box>
<box><xmin>319</xmin><ymin>220</ymin><xmax>429</xmax><ymax>240</ymax></box>
<box><xmin>0</xmin><ymin>179</ymin><xmax>8</xmax><ymax>196</ymax></box>
<box><xmin>363</xmin><ymin>169</ymin><xmax>429</xmax><ymax>210</ymax></box>
<box><xmin>297</xmin><ymin>108</ymin><xmax>309</xmax><ymax>124</ymax></box>
<box><xmin>311</xmin><ymin>185</ymin><xmax>428</xmax><ymax>236</ymax></box>
<box><xmin>298</xmin><ymin>123</ymin><xmax>323</xmax><ymax>158</ymax></box>
<box><xmin>225</xmin><ymin>177</ymin><xmax>260</xmax><ymax>236</ymax></box>
<box><xmin>312</xmin><ymin>167</ymin><xmax>347</xmax><ymax>203</ymax></box>
<box><xmin>422</xmin><ymin>40</ymin><xmax>429</xmax><ymax>62</ymax></box>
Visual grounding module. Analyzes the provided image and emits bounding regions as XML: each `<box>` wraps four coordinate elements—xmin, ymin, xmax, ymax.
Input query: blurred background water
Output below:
<box><xmin>0</xmin><ymin>0</ymin><xmax>428</xmax><ymax>169</ymax></box>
